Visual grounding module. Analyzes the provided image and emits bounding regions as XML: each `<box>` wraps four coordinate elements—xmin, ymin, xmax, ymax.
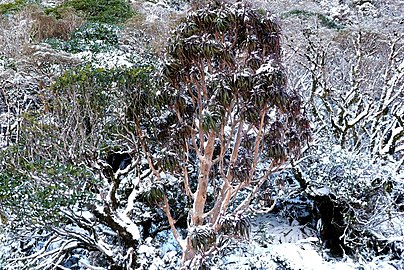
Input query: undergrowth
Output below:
<box><xmin>45</xmin><ymin>22</ymin><xmax>120</xmax><ymax>53</ymax></box>
<box><xmin>45</xmin><ymin>0</ymin><xmax>135</xmax><ymax>24</ymax></box>
<box><xmin>282</xmin><ymin>9</ymin><xmax>344</xmax><ymax>30</ymax></box>
<box><xmin>0</xmin><ymin>0</ymin><xmax>27</xmax><ymax>15</ymax></box>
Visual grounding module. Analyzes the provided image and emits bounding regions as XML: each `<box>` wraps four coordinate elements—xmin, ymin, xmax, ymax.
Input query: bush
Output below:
<box><xmin>0</xmin><ymin>5</ymin><xmax>33</xmax><ymax>58</ymax></box>
<box><xmin>0</xmin><ymin>148</ymin><xmax>96</xmax><ymax>227</ymax></box>
<box><xmin>282</xmin><ymin>9</ymin><xmax>343</xmax><ymax>29</ymax></box>
<box><xmin>0</xmin><ymin>64</ymin><xmax>159</xmax><ymax>268</ymax></box>
<box><xmin>31</xmin><ymin>6</ymin><xmax>83</xmax><ymax>41</ymax></box>
<box><xmin>0</xmin><ymin>0</ymin><xmax>27</xmax><ymax>15</ymax></box>
<box><xmin>46</xmin><ymin>0</ymin><xmax>135</xmax><ymax>24</ymax></box>
<box><xmin>301</xmin><ymin>143</ymin><xmax>404</xmax><ymax>260</ymax></box>
<box><xmin>46</xmin><ymin>22</ymin><xmax>120</xmax><ymax>53</ymax></box>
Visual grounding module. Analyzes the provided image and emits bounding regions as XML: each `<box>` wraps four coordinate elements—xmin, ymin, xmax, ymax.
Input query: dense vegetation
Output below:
<box><xmin>0</xmin><ymin>0</ymin><xmax>402</xmax><ymax>269</ymax></box>
<box><xmin>45</xmin><ymin>0</ymin><xmax>135</xmax><ymax>24</ymax></box>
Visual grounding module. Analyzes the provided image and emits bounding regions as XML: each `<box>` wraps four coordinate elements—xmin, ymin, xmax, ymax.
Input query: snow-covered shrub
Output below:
<box><xmin>0</xmin><ymin>64</ymin><xmax>166</xmax><ymax>268</ymax></box>
<box><xmin>127</xmin><ymin>0</ymin><xmax>186</xmax><ymax>55</ymax></box>
<box><xmin>0</xmin><ymin>159</ymin><xmax>95</xmax><ymax>227</ymax></box>
<box><xmin>46</xmin><ymin>22</ymin><xmax>120</xmax><ymax>53</ymax></box>
<box><xmin>280</xmin><ymin>12</ymin><xmax>403</xmax><ymax>264</ymax></box>
<box><xmin>284</xmin><ymin>25</ymin><xmax>403</xmax><ymax>157</ymax></box>
<box><xmin>301</xmin><ymin>142</ymin><xmax>404</xmax><ymax>262</ymax></box>
<box><xmin>136</xmin><ymin>235</ymin><xmax>181</xmax><ymax>270</ymax></box>
<box><xmin>281</xmin><ymin>9</ymin><xmax>343</xmax><ymax>29</ymax></box>
<box><xmin>0</xmin><ymin>5</ymin><xmax>33</xmax><ymax>57</ymax></box>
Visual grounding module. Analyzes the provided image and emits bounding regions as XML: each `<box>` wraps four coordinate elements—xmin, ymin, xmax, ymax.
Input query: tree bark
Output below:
<box><xmin>192</xmin><ymin>132</ymin><xmax>216</xmax><ymax>225</ymax></box>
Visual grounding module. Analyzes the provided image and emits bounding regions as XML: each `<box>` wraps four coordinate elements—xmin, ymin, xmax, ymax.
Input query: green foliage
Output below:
<box><xmin>144</xmin><ymin>183</ymin><xmax>165</xmax><ymax>205</ymax></box>
<box><xmin>0</xmin><ymin>150</ymin><xmax>95</xmax><ymax>227</ymax></box>
<box><xmin>282</xmin><ymin>9</ymin><xmax>343</xmax><ymax>29</ymax></box>
<box><xmin>45</xmin><ymin>0</ymin><xmax>135</xmax><ymax>24</ymax></box>
<box><xmin>189</xmin><ymin>225</ymin><xmax>217</xmax><ymax>252</ymax></box>
<box><xmin>52</xmin><ymin>64</ymin><xmax>154</xmax><ymax>95</ymax></box>
<box><xmin>50</xmin><ymin>64</ymin><xmax>155</xmax><ymax>145</ymax></box>
<box><xmin>0</xmin><ymin>0</ymin><xmax>26</xmax><ymax>15</ymax></box>
<box><xmin>201</xmin><ymin>109</ymin><xmax>220</xmax><ymax>132</ymax></box>
<box><xmin>0</xmin><ymin>64</ymin><xmax>156</xmax><ymax>228</ymax></box>
<box><xmin>51</xmin><ymin>65</ymin><xmax>113</xmax><ymax>123</ymax></box>
<box><xmin>0</xmin><ymin>56</ymin><xmax>17</xmax><ymax>71</ymax></box>
<box><xmin>46</xmin><ymin>22</ymin><xmax>120</xmax><ymax>53</ymax></box>
<box><xmin>219</xmin><ymin>215</ymin><xmax>251</xmax><ymax>239</ymax></box>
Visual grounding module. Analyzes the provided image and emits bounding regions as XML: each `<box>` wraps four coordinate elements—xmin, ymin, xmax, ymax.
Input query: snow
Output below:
<box><xmin>138</xmin><ymin>244</ymin><xmax>155</xmax><ymax>255</ymax></box>
<box><xmin>256</xmin><ymin>61</ymin><xmax>276</xmax><ymax>75</ymax></box>
<box><xmin>127</xmin><ymin>223</ymin><xmax>141</xmax><ymax>240</ymax></box>
<box><xmin>117</xmin><ymin>211</ymin><xmax>141</xmax><ymax>241</ymax></box>
<box><xmin>380</xmin><ymin>126</ymin><xmax>404</xmax><ymax>155</ymax></box>
<box><xmin>220</xmin><ymin>242</ymin><xmax>335</xmax><ymax>270</ymax></box>
<box><xmin>79</xmin><ymin>259</ymin><xmax>107</xmax><ymax>270</ymax></box>
<box><xmin>156</xmin><ymin>230</ymin><xmax>180</xmax><ymax>254</ymax></box>
<box><xmin>309</xmin><ymin>186</ymin><xmax>331</xmax><ymax>196</ymax></box>
<box><xmin>272</xmin><ymin>243</ymin><xmax>350</xmax><ymax>270</ymax></box>
<box><xmin>347</xmin><ymin>103</ymin><xmax>370</xmax><ymax>126</ymax></box>
<box><xmin>217</xmin><ymin>239</ymin><xmax>400</xmax><ymax>270</ymax></box>
<box><xmin>74</xmin><ymin>49</ymin><xmax>136</xmax><ymax>69</ymax></box>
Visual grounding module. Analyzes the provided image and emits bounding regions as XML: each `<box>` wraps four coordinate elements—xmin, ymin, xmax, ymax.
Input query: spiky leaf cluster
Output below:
<box><xmin>163</xmin><ymin>1</ymin><xmax>282</xmax><ymax>96</ymax></box>
<box><xmin>158</xmin><ymin>2</ymin><xmax>312</xmax><ymax>255</ymax></box>
<box><xmin>188</xmin><ymin>225</ymin><xmax>217</xmax><ymax>252</ymax></box>
<box><xmin>219</xmin><ymin>214</ymin><xmax>251</xmax><ymax>239</ymax></box>
<box><xmin>144</xmin><ymin>182</ymin><xmax>165</xmax><ymax>205</ymax></box>
<box><xmin>162</xmin><ymin>1</ymin><xmax>310</xmax><ymax>163</ymax></box>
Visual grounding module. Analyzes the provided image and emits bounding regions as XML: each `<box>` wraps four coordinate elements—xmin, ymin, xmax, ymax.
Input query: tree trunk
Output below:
<box><xmin>182</xmin><ymin>238</ymin><xmax>196</xmax><ymax>262</ymax></box>
<box><xmin>191</xmin><ymin>132</ymin><xmax>216</xmax><ymax>226</ymax></box>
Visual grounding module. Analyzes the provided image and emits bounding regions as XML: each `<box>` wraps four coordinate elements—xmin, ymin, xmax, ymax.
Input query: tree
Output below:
<box><xmin>0</xmin><ymin>2</ymin><xmax>311</xmax><ymax>268</ymax></box>
<box><xmin>0</xmin><ymin>65</ymin><xmax>161</xmax><ymax>269</ymax></box>
<box><xmin>281</xmin><ymin>13</ymin><xmax>404</xmax><ymax>260</ymax></box>
<box><xmin>158</xmin><ymin>1</ymin><xmax>310</xmax><ymax>262</ymax></box>
<box><xmin>284</xmin><ymin>26</ymin><xmax>403</xmax><ymax>158</ymax></box>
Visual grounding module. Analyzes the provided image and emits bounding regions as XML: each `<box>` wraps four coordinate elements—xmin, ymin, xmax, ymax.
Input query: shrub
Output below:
<box><xmin>301</xmin><ymin>143</ymin><xmax>404</xmax><ymax>259</ymax></box>
<box><xmin>282</xmin><ymin>9</ymin><xmax>343</xmax><ymax>29</ymax></box>
<box><xmin>31</xmin><ymin>6</ymin><xmax>83</xmax><ymax>41</ymax></box>
<box><xmin>46</xmin><ymin>0</ymin><xmax>135</xmax><ymax>24</ymax></box>
<box><xmin>0</xmin><ymin>64</ymin><xmax>158</xmax><ymax>268</ymax></box>
<box><xmin>0</xmin><ymin>146</ymin><xmax>96</xmax><ymax>227</ymax></box>
<box><xmin>0</xmin><ymin>5</ymin><xmax>33</xmax><ymax>58</ymax></box>
<box><xmin>0</xmin><ymin>0</ymin><xmax>27</xmax><ymax>15</ymax></box>
<box><xmin>46</xmin><ymin>22</ymin><xmax>120</xmax><ymax>53</ymax></box>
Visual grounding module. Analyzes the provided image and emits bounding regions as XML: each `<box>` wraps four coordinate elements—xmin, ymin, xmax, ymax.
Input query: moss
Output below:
<box><xmin>282</xmin><ymin>9</ymin><xmax>343</xmax><ymax>30</ymax></box>
<box><xmin>45</xmin><ymin>0</ymin><xmax>135</xmax><ymax>24</ymax></box>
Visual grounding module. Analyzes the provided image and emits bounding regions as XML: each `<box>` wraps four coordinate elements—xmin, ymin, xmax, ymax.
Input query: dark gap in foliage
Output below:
<box><xmin>311</xmin><ymin>194</ymin><xmax>347</xmax><ymax>256</ymax></box>
<box><xmin>106</xmin><ymin>152</ymin><xmax>132</xmax><ymax>172</ymax></box>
